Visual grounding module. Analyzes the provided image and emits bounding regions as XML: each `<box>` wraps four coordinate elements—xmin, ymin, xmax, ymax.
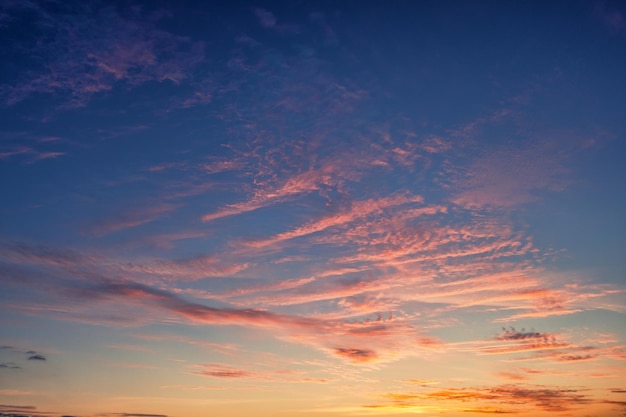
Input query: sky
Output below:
<box><xmin>0</xmin><ymin>0</ymin><xmax>625</xmax><ymax>416</ymax></box>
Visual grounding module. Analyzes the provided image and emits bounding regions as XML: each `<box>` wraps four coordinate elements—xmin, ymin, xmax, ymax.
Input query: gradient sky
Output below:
<box><xmin>1</xmin><ymin>1</ymin><xmax>625</xmax><ymax>416</ymax></box>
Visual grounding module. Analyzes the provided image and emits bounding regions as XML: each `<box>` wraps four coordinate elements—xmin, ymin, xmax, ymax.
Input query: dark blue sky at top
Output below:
<box><xmin>1</xmin><ymin>0</ymin><xmax>625</xmax><ymax>265</ymax></box>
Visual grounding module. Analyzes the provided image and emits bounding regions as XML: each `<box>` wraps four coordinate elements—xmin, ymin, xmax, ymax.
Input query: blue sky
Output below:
<box><xmin>1</xmin><ymin>1</ymin><xmax>625</xmax><ymax>416</ymax></box>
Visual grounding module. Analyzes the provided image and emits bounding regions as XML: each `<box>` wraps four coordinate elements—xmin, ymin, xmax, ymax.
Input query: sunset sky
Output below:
<box><xmin>1</xmin><ymin>1</ymin><xmax>625</xmax><ymax>416</ymax></box>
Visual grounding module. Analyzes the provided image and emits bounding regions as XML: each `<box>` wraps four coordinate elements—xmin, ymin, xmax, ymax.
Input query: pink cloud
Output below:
<box><xmin>0</xmin><ymin>146</ymin><xmax>32</xmax><ymax>159</ymax></box>
<box><xmin>494</xmin><ymin>308</ymin><xmax>583</xmax><ymax>322</ymax></box>
<box><xmin>253</xmin><ymin>8</ymin><xmax>276</xmax><ymax>28</ymax></box>
<box><xmin>54</xmin><ymin>279</ymin><xmax>432</xmax><ymax>365</ymax></box>
<box><xmin>448</xmin><ymin>138</ymin><xmax>593</xmax><ymax>209</ymax></box>
<box><xmin>199</xmin><ymin>131</ymin><xmax>430</xmax><ymax>225</ymax></box>
<box><xmin>188</xmin><ymin>362</ymin><xmax>331</xmax><ymax>384</ymax></box>
<box><xmin>245</xmin><ymin>194</ymin><xmax>425</xmax><ymax>248</ymax></box>
<box><xmin>0</xmin><ymin>146</ymin><xmax>65</xmax><ymax>162</ymax></box>
<box><xmin>200</xmin><ymin>167</ymin><xmax>327</xmax><ymax>222</ymax></box>
<box><xmin>0</xmin><ymin>242</ymin><xmax>249</xmax><ymax>288</ymax></box>
<box><xmin>129</xmin><ymin>230</ymin><xmax>207</xmax><ymax>250</ymax></box>
<box><xmin>202</xmin><ymin>159</ymin><xmax>244</xmax><ymax>174</ymax></box>
<box><xmin>496</xmin><ymin>371</ymin><xmax>530</xmax><ymax>381</ymax></box>
<box><xmin>191</xmin><ymin>363</ymin><xmax>252</xmax><ymax>378</ymax></box>
<box><xmin>0</xmin><ymin>390</ymin><xmax>33</xmax><ymax>396</ymax></box>
<box><xmin>30</xmin><ymin>151</ymin><xmax>65</xmax><ymax>161</ymax></box>
<box><xmin>89</xmin><ymin>203</ymin><xmax>181</xmax><ymax>236</ymax></box>
<box><xmin>161</xmin><ymin>384</ymin><xmax>224</xmax><ymax>390</ymax></box>
<box><xmin>117</xmin><ymin>254</ymin><xmax>248</xmax><ymax>281</ymax></box>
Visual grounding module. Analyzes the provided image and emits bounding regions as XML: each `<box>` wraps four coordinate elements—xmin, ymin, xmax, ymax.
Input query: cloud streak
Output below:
<box><xmin>370</xmin><ymin>384</ymin><xmax>596</xmax><ymax>414</ymax></box>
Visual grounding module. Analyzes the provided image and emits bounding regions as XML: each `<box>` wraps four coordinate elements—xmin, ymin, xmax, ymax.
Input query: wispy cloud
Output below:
<box><xmin>0</xmin><ymin>389</ymin><xmax>32</xmax><ymax>395</ymax></box>
<box><xmin>0</xmin><ymin>242</ymin><xmax>246</xmax><ymax>285</ymax></box>
<box><xmin>188</xmin><ymin>362</ymin><xmax>331</xmax><ymax>384</ymax></box>
<box><xmin>96</xmin><ymin>413</ymin><xmax>168</xmax><ymax>417</ymax></box>
<box><xmin>449</xmin><ymin>139</ymin><xmax>573</xmax><ymax>209</ymax></box>
<box><xmin>160</xmin><ymin>384</ymin><xmax>224</xmax><ymax>391</ymax></box>
<box><xmin>190</xmin><ymin>363</ymin><xmax>252</xmax><ymax>378</ymax></box>
<box><xmin>0</xmin><ymin>248</ymin><xmax>431</xmax><ymax>365</ymax></box>
<box><xmin>135</xmin><ymin>333</ymin><xmax>239</xmax><ymax>356</ymax></box>
<box><xmin>117</xmin><ymin>254</ymin><xmax>249</xmax><ymax>282</ymax></box>
<box><xmin>90</xmin><ymin>280</ymin><xmax>424</xmax><ymax>364</ymax></box>
<box><xmin>244</xmin><ymin>194</ymin><xmax>426</xmax><ymax>249</ymax></box>
<box><xmin>451</xmin><ymin>327</ymin><xmax>626</xmax><ymax>366</ymax></box>
<box><xmin>88</xmin><ymin>203</ymin><xmax>182</xmax><ymax>236</ymax></box>
<box><xmin>252</xmin><ymin>7</ymin><xmax>298</xmax><ymax>34</ymax></box>
<box><xmin>200</xmin><ymin>163</ymin><xmax>345</xmax><ymax>223</ymax></box>
<box><xmin>1</xmin><ymin>2</ymin><xmax>204</xmax><ymax>109</ymax></box>
<box><xmin>595</xmin><ymin>1</ymin><xmax>626</xmax><ymax>32</ymax></box>
<box><xmin>0</xmin><ymin>362</ymin><xmax>21</xmax><ymax>369</ymax></box>
<box><xmin>370</xmin><ymin>384</ymin><xmax>594</xmax><ymax>413</ymax></box>
<box><xmin>1</xmin><ymin>238</ymin><xmax>621</xmax><ymax>361</ymax></box>
<box><xmin>0</xmin><ymin>404</ymin><xmax>37</xmax><ymax>413</ymax></box>
<box><xmin>0</xmin><ymin>146</ymin><xmax>66</xmax><ymax>163</ymax></box>
<box><xmin>253</xmin><ymin>8</ymin><xmax>276</xmax><ymax>29</ymax></box>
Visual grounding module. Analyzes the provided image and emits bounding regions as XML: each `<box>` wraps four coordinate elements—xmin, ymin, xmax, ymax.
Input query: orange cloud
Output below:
<box><xmin>191</xmin><ymin>364</ymin><xmax>252</xmax><ymax>378</ymax></box>
<box><xmin>332</xmin><ymin>347</ymin><xmax>379</xmax><ymax>363</ymax></box>
<box><xmin>373</xmin><ymin>384</ymin><xmax>594</xmax><ymax>414</ymax></box>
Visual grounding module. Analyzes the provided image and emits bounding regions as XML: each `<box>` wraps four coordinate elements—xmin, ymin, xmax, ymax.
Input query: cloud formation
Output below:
<box><xmin>0</xmin><ymin>362</ymin><xmax>21</xmax><ymax>369</ymax></box>
<box><xmin>27</xmin><ymin>354</ymin><xmax>46</xmax><ymax>361</ymax></box>
<box><xmin>332</xmin><ymin>347</ymin><xmax>378</xmax><ymax>363</ymax></box>
<box><xmin>371</xmin><ymin>384</ymin><xmax>596</xmax><ymax>414</ymax></box>
<box><xmin>1</xmin><ymin>2</ymin><xmax>204</xmax><ymax>109</ymax></box>
<box><xmin>190</xmin><ymin>364</ymin><xmax>252</xmax><ymax>378</ymax></box>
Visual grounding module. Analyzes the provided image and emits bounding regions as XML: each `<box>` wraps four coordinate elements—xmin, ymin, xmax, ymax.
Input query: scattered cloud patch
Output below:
<box><xmin>96</xmin><ymin>414</ymin><xmax>168</xmax><ymax>417</ymax></box>
<box><xmin>332</xmin><ymin>347</ymin><xmax>378</xmax><ymax>363</ymax></box>
<box><xmin>0</xmin><ymin>404</ymin><xmax>37</xmax><ymax>414</ymax></box>
<box><xmin>0</xmin><ymin>362</ymin><xmax>21</xmax><ymax>369</ymax></box>
<box><xmin>497</xmin><ymin>328</ymin><xmax>548</xmax><ymax>341</ymax></box>
<box><xmin>0</xmin><ymin>390</ymin><xmax>32</xmax><ymax>396</ymax></box>
<box><xmin>1</xmin><ymin>2</ymin><xmax>204</xmax><ymax>109</ymax></box>
<box><xmin>191</xmin><ymin>364</ymin><xmax>252</xmax><ymax>378</ymax></box>
<box><xmin>27</xmin><ymin>354</ymin><xmax>46</xmax><ymax>361</ymax></box>
<box><xmin>373</xmin><ymin>384</ymin><xmax>593</xmax><ymax>413</ymax></box>
<box><xmin>253</xmin><ymin>8</ymin><xmax>276</xmax><ymax>28</ymax></box>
